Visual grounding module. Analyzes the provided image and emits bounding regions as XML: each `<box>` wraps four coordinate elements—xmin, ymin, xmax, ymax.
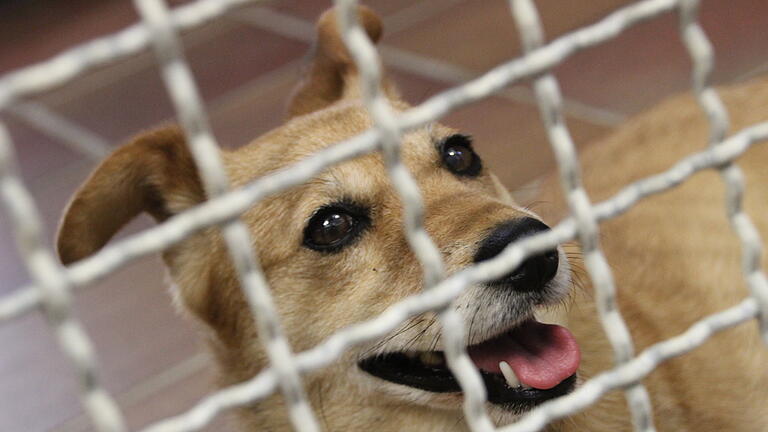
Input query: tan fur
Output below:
<box><xmin>539</xmin><ymin>77</ymin><xmax>768</xmax><ymax>431</ymax></box>
<box><xmin>56</xmin><ymin>6</ymin><xmax>768</xmax><ymax>431</ymax></box>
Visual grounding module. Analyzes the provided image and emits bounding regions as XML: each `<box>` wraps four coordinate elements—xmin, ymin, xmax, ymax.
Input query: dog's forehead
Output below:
<box><xmin>282</xmin><ymin>103</ymin><xmax>457</xmax><ymax>158</ymax></box>
<box><xmin>229</xmin><ymin>102</ymin><xmax>459</xmax><ymax>186</ymax></box>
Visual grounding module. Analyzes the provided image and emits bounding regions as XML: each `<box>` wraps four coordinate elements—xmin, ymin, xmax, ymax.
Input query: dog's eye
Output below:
<box><xmin>440</xmin><ymin>134</ymin><xmax>481</xmax><ymax>177</ymax></box>
<box><xmin>303</xmin><ymin>203</ymin><xmax>370</xmax><ymax>253</ymax></box>
<box><xmin>310</xmin><ymin>213</ymin><xmax>353</xmax><ymax>245</ymax></box>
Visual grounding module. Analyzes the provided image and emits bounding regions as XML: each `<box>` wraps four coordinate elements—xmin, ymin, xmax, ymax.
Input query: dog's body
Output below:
<box><xmin>56</xmin><ymin>7</ymin><xmax>768</xmax><ymax>432</ymax></box>
<box><xmin>539</xmin><ymin>77</ymin><xmax>768</xmax><ymax>431</ymax></box>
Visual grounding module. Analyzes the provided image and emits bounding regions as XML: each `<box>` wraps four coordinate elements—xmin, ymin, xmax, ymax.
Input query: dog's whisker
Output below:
<box><xmin>520</xmin><ymin>200</ymin><xmax>548</xmax><ymax>213</ymax></box>
<box><xmin>467</xmin><ymin>307</ymin><xmax>482</xmax><ymax>346</ymax></box>
<box><xmin>362</xmin><ymin>317</ymin><xmax>426</xmax><ymax>357</ymax></box>
<box><xmin>427</xmin><ymin>327</ymin><xmax>442</xmax><ymax>353</ymax></box>
<box><xmin>397</xmin><ymin>318</ymin><xmax>434</xmax><ymax>354</ymax></box>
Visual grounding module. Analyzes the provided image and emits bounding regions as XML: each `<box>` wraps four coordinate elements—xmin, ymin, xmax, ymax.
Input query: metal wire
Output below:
<box><xmin>133</xmin><ymin>0</ymin><xmax>319</xmax><ymax>430</ymax></box>
<box><xmin>0</xmin><ymin>124</ymin><xmax>126</xmax><ymax>432</ymax></box>
<box><xmin>508</xmin><ymin>1</ymin><xmax>655</xmax><ymax>430</ymax></box>
<box><xmin>334</xmin><ymin>1</ymin><xmax>494</xmax><ymax>430</ymax></box>
<box><xmin>0</xmin><ymin>0</ymin><xmax>264</xmax><ymax>107</ymax></box>
<box><xmin>0</xmin><ymin>0</ymin><xmax>766</xmax><ymax>431</ymax></box>
<box><xmin>677</xmin><ymin>0</ymin><xmax>768</xmax><ymax>343</ymax></box>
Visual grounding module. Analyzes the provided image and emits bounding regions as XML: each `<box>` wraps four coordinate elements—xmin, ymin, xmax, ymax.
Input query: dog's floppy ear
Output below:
<box><xmin>287</xmin><ymin>6</ymin><xmax>391</xmax><ymax>117</ymax></box>
<box><xmin>57</xmin><ymin>126</ymin><xmax>205</xmax><ymax>265</ymax></box>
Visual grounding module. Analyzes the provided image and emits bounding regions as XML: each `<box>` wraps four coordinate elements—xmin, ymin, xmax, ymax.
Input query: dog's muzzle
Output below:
<box><xmin>358</xmin><ymin>217</ymin><xmax>580</xmax><ymax>412</ymax></box>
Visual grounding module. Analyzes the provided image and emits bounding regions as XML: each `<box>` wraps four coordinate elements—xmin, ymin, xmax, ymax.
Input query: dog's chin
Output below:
<box><xmin>357</xmin><ymin>316</ymin><xmax>580</xmax><ymax>415</ymax></box>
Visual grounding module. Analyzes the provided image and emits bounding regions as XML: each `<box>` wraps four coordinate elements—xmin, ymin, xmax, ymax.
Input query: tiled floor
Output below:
<box><xmin>555</xmin><ymin>0</ymin><xmax>768</xmax><ymax>114</ymax></box>
<box><xmin>0</xmin><ymin>0</ymin><xmax>766</xmax><ymax>431</ymax></box>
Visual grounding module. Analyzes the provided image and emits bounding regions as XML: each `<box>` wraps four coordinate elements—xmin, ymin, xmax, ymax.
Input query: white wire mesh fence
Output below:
<box><xmin>0</xmin><ymin>0</ymin><xmax>766</xmax><ymax>431</ymax></box>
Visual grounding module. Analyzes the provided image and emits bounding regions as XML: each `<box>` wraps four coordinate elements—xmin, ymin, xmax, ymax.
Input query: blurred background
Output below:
<box><xmin>0</xmin><ymin>0</ymin><xmax>766</xmax><ymax>430</ymax></box>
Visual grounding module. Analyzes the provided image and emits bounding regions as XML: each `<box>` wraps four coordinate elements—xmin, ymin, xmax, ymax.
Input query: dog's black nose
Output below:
<box><xmin>473</xmin><ymin>217</ymin><xmax>559</xmax><ymax>292</ymax></box>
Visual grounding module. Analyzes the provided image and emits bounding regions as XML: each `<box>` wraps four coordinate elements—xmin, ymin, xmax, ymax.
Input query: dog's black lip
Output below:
<box><xmin>358</xmin><ymin>352</ymin><xmax>576</xmax><ymax>410</ymax></box>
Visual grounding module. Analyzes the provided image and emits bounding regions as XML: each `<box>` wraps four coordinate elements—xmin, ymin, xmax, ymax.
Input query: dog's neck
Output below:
<box><xmin>235</xmin><ymin>392</ymin><xmax>469</xmax><ymax>432</ymax></box>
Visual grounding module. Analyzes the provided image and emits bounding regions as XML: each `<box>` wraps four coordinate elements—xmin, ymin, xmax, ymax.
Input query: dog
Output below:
<box><xmin>56</xmin><ymin>6</ymin><xmax>768</xmax><ymax>431</ymax></box>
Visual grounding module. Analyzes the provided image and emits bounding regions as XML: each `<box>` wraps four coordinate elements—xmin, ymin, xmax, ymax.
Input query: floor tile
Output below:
<box><xmin>386</xmin><ymin>0</ymin><xmax>633</xmax><ymax>73</ymax></box>
<box><xmin>254</xmin><ymin>0</ymin><xmax>423</xmax><ymax>22</ymax></box>
<box><xmin>1</xmin><ymin>114</ymin><xmax>84</xmax><ymax>189</ymax></box>
<box><xmin>0</xmin><ymin>0</ymin><xmax>219</xmax><ymax>75</ymax></box>
<box><xmin>185</xmin><ymin>22</ymin><xmax>306</xmax><ymax>105</ymax></box>
<box><xmin>74</xmin><ymin>252</ymin><xmax>203</xmax><ymax>392</ymax></box>
<box><xmin>119</xmin><ymin>358</ymin><xmax>235</xmax><ymax>432</ymax></box>
<box><xmin>0</xmin><ymin>313</ymin><xmax>81</xmax><ymax>432</ymax></box>
<box><xmin>0</xmin><ymin>0</ymin><xmax>139</xmax><ymax>75</ymax></box>
<box><xmin>54</xmin><ymin>342</ymin><xmax>216</xmax><ymax>432</ymax></box>
<box><xmin>208</xmin><ymin>68</ymin><xmax>299</xmax><ymax>148</ymax></box>
<box><xmin>32</xmin><ymin>20</ymin><xmax>306</xmax><ymax>143</ymax></box>
<box><xmin>555</xmin><ymin>0</ymin><xmax>768</xmax><ymax>114</ymax></box>
<box><xmin>0</xmin><ymin>121</ymin><xmax>89</xmax><ymax>295</ymax></box>
<box><xmin>0</xmin><ymin>251</ymin><xmax>206</xmax><ymax>432</ymax></box>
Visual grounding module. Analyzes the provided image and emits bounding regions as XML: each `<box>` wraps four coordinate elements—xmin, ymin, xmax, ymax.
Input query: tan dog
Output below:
<box><xmin>536</xmin><ymin>71</ymin><xmax>768</xmax><ymax>429</ymax></box>
<box><xmin>56</xmin><ymin>6</ymin><xmax>768</xmax><ymax>431</ymax></box>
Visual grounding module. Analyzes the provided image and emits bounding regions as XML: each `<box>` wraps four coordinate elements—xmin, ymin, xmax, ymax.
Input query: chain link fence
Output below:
<box><xmin>1</xmin><ymin>0</ymin><xmax>767</xmax><ymax>431</ymax></box>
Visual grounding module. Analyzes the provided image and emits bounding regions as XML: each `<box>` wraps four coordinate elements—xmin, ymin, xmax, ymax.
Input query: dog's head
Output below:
<box><xmin>57</xmin><ymin>6</ymin><xmax>579</xmax><ymax>428</ymax></box>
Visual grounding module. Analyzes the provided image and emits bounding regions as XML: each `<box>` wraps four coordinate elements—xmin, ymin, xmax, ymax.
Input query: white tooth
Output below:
<box><xmin>420</xmin><ymin>352</ymin><xmax>445</xmax><ymax>367</ymax></box>
<box><xmin>499</xmin><ymin>361</ymin><xmax>521</xmax><ymax>388</ymax></box>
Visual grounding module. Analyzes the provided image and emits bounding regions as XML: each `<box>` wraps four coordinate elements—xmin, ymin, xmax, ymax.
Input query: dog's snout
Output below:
<box><xmin>473</xmin><ymin>217</ymin><xmax>559</xmax><ymax>292</ymax></box>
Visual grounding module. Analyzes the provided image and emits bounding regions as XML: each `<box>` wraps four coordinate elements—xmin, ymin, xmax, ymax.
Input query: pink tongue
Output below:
<box><xmin>468</xmin><ymin>320</ymin><xmax>580</xmax><ymax>390</ymax></box>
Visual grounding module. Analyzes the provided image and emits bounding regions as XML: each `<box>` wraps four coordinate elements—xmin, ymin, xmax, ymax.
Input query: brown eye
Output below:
<box><xmin>303</xmin><ymin>202</ymin><xmax>370</xmax><ymax>253</ymax></box>
<box><xmin>441</xmin><ymin>134</ymin><xmax>481</xmax><ymax>177</ymax></box>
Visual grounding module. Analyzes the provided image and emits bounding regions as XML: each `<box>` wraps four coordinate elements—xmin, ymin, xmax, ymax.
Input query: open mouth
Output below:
<box><xmin>358</xmin><ymin>319</ymin><xmax>580</xmax><ymax>411</ymax></box>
